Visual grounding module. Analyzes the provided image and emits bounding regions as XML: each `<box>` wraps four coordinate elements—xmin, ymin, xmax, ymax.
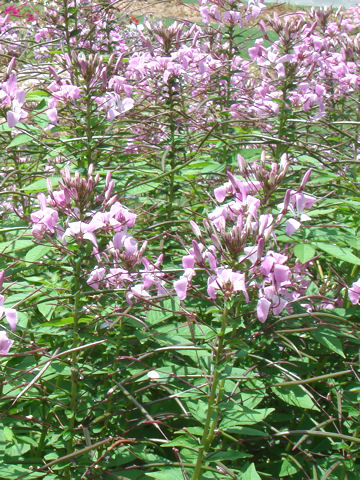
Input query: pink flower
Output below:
<box><xmin>257</xmin><ymin>297</ymin><xmax>271</xmax><ymax>323</ymax></box>
<box><xmin>0</xmin><ymin>295</ymin><xmax>17</xmax><ymax>330</ymax></box>
<box><xmin>109</xmin><ymin>202</ymin><xmax>137</xmax><ymax>227</ymax></box>
<box><xmin>46</xmin><ymin>108</ymin><xmax>58</xmax><ymax>124</ymax></box>
<box><xmin>31</xmin><ymin>193</ymin><xmax>59</xmax><ymax>238</ymax></box>
<box><xmin>174</xmin><ymin>268</ymin><xmax>195</xmax><ymax>300</ymax></box>
<box><xmin>87</xmin><ymin>267</ymin><xmax>106</xmax><ymax>290</ymax></box>
<box><xmin>63</xmin><ymin>221</ymin><xmax>98</xmax><ymax>247</ymax></box>
<box><xmin>0</xmin><ymin>331</ymin><xmax>13</xmax><ymax>355</ymax></box>
<box><xmin>207</xmin><ymin>269</ymin><xmax>248</xmax><ymax>301</ymax></box>
<box><xmin>348</xmin><ymin>279</ymin><xmax>360</xmax><ymax>305</ymax></box>
<box><xmin>286</xmin><ymin>218</ymin><xmax>301</xmax><ymax>236</ymax></box>
<box><xmin>113</xmin><ymin>231</ymin><xmax>138</xmax><ymax>255</ymax></box>
<box><xmin>126</xmin><ymin>283</ymin><xmax>151</xmax><ymax>304</ymax></box>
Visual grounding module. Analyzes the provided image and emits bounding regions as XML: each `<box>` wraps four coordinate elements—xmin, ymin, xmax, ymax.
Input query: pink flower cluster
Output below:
<box><xmin>243</xmin><ymin>9</ymin><xmax>360</xmax><ymax>123</ymax></box>
<box><xmin>199</xmin><ymin>0</ymin><xmax>265</xmax><ymax>26</ymax></box>
<box><xmin>1</xmin><ymin>3</ymin><xmax>38</xmax><ymax>22</ymax></box>
<box><xmin>0</xmin><ymin>72</ymin><xmax>27</xmax><ymax>128</ymax></box>
<box><xmin>174</xmin><ymin>154</ymin><xmax>316</xmax><ymax>323</ymax></box>
<box><xmin>29</xmin><ymin>167</ymin><xmax>164</xmax><ymax>305</ymax></box>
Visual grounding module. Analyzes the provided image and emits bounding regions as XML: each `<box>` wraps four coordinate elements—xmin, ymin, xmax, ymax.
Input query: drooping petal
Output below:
<box><xmin>182</xmin><ymin>255</ymin><xmax>195</xmax><ymax>269</ymax></box>
<box><xmin>0</xmin><ymin>330</ymin><xmax>13</xmax><ymax>355</ymax></box>
<box><xmin>273</xmin><ymin>264</ymin><xmax>290</xmax><ymax>286</ymax></box>
<box><xmin>286</xmin><ymin>218</ymin><xmax>301</xmax><ymax>236</ymax></box>
<box><xmin>7</xmin><ymin>110</ymin><xmax>20</xmax><ymax>128</ymax></box>
<box><xmin>257</xmin><ymin>297</ymin><xmax>271</xmax><ymax>323</ymax></box>
<box><xmin>174</xmin><ymin>276</ymin><xmax>189</xmax><ymax>300</ymax></box>
<box><xmin>4</xmin><ymin>308</ymin><xmax>17</xmax><ymax>331</ymax></box>
<box><xmin>46</xmin><ymin>107</ymin><xmax>58</xmax><ymax>124</ymax></box>
<box><xmin>214</xmin><ymin>185</ymin><xmax>227</xmax><ymax>203</ymax></box>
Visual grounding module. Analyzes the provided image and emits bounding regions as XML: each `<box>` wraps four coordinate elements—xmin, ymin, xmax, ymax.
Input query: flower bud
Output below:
<box><xmin>190</xmin><ymin>220</ymin><xmax>201</xmax><ymax>238</ymax></box>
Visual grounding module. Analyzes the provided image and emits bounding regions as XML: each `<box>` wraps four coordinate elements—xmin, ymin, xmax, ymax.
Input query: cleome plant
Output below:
<box><xmin>0</xmin><ymin>0</ymin><xmax>360</xmax><ymax>479</ymax></box>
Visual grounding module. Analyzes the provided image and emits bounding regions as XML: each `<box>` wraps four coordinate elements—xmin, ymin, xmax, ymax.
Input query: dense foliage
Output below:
<box><xmin>0</xmin><ymin>1</ymin><xmax>360</xmax><ymax>478</ymax></box>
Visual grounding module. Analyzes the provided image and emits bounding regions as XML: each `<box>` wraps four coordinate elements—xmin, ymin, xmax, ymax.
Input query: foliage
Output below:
<box><xmin>0</xmin><ymin>0</ymin><xmax>360</xmax><ymax>479</ymax></box>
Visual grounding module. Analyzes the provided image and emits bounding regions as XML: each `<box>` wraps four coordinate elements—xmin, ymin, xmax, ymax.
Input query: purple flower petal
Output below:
<box><xmin>174</xmin><ymin>277</ymin><xmax>188</xmax><ymax>300</ymax></box>
<box><xmin>257</xmin><ymin>297</ymin><xmax>271</xmax><ymax>323</ymax></box>
<box><xmin>0</xmin><ymin>330</ymin><xmax>13</xmax><ymax>355</ymax></box>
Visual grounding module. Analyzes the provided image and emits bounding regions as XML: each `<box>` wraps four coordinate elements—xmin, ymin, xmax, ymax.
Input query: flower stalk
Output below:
<box><xmin>191</xmin><ymin>306</ymin><xmax>228</xmax><ymax>480</ymax></box>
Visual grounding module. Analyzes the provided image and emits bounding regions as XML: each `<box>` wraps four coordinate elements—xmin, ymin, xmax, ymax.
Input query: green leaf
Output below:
<box><xmin>186</xmin><ymin>399</ymin><xmax>210</xmax><ymax>424</ymax></box>
<box><xmin>0</xmin><ymin>239</ymin><xmax>34</xmax><ymax>253</ymax></box>
<box><xmin>7</xmin><ymin>133</ymin><xmax>33</xmax><ymax>148</ymax></box>
<box><xmin>4</xmin><ymin>292</ymin><xmax>35</xmax><ymax>307</ymax></box>
<box><xmin>3</xmin><ymin>427</ymin><xmax>14</xmax><ymax>442</ymax></box>
<box><xmin>26</xmin><ymin>90</ymin><xmax>50</xmax><ymax>99</ymax></box>
<box><xmin>279</xmin><ymin>457</ymin><xmax>300</xmax><ymax>477</ymax></box>
<box><xmin>161</xmin><ymin>435</ymin><xmax>198</xmax><ymax>448</ymax></box>
<box><xmin>146</xmin><ymin>469</ymin><xmax>185</xmax><ymax>480</ymax></box>
<box><xmin>146</xmin><ymin>298</ymin><xmax>180</xmax><ymax>326</ymax></box>
<box><xmin>25</xmin><ymin>245</ymin><xmax>51</xmax><ymax>262</ymax></box>
<box><xmin>311</xmin><ymin>327</ymin><xmax>345</xmax><ymax>358</ymax></box>
<box><xmin>219</xmin><ymin>407</ymin><xmax>274</xmax><ymax>429</ymax></box>
<box><xmin>240</xmin><ymin>463</ymin><xmax>261</xmax><ymax>480</ymax></box>
<box><xmin>46</xmin><ymin>316</ymin><xmax>92</xmax><ymax>326</ymax></box>
<box><xmin>127</xmin><ymin>182</ymin><xmax>159</xmax><ymax>195</ymax></box>
<box><xmin>271</xmin><ymin>384</ymin><xmax>319</xmax><ymax>411</ymax></box>
<box><xmin>220</xmin><ymin>426</ymin><xmax>267</xmax><ymax>436</ymax></box>
<box><xmin>0</xmin><ymin>122</ymin><xmax>10</xmax><ymax>132</ymax></box>
<box><xmin>24</xmin><ymin>177</ymin><xmax>60</xmax><ymax>193</ymax></box>
<box><xmin>5</xmin><ymin>441</ymin><xmax>31</xmax><ymax>456</ymax></box>
<box><xmin>38</xmin><ymin>301</ymin><xmax>56</xmax><ymax>321</ymax></box>
<box><xmin>293</xmin><ymin>244</ymin><xmax>316</xmax><ymax>263</ymax></box>
<box><xmin>314</xmin><ymin>242</ymin><xmax>360</xmax><ymax>265</ymax></box>
<box><xmin>236</xmin><ymin>378</ymin><xmax>265</xmax><ymax>409</ymax></box>
<box><xmin>208</xmin><ymin>450</ymin><xmax>252</xmax><ymax>461</ymax></box>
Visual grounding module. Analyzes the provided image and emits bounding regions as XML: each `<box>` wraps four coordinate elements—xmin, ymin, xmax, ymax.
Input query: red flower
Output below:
<box><xmin>129</xmin><ymin>16</ymin><xmax>139</xmax><ymax>24</ymax></box>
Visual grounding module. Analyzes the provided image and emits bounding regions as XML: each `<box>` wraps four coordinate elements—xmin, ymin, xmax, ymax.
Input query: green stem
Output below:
<box><xmin>67</xmin><ymin>257</ymin><xmax>82</xmax><ymax>454</ymax></box>
<box><xmin>84</xmin><ymin>84</ymin><xmax>93</xmax><ymax>169</ymax></box>
<box><xmin>62</xmin><ymin>0</ymin><xmax>72</xmax><ymax>61</ymax></box>
<box><xmin>191</xmin><ymin>307</ymin><xmax>228</xmax><ymax>480</ymax></box>
<box><xmin>166</xmin><ymin>77</ymin><xmax>178</xmax><ymax>222</ymax></box>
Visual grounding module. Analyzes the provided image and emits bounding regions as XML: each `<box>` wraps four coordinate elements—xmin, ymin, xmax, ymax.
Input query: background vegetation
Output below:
<box><xmin>0</xmin><ymin>1</ymin><xmax>360</xmax><ymax>479</ymax></box>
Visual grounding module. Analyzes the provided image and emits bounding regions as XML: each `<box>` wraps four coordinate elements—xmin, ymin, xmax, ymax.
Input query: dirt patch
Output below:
<box><xmin>115</xmin><ymin>1</ymin><xmax>309</xmax><ymax>24</ymax></box>
<box><xmin>116</xmin><ymin>0</ymin><xmax>202</xmax><ymax>21</ymax></box>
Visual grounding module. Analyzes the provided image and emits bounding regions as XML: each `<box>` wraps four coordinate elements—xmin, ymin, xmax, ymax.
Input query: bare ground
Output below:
<box><xmin>115</xmin><ymin>1</ymin><xmax>306</xmax><ymax>24</ymax></box>
<box><xmin>115</xmin><ymin>0</ymin><xmax>202</xmax><ymax>21</ymax></box>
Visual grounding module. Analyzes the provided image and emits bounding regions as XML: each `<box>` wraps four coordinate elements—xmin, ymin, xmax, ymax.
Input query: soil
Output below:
<box><xmin>115</xmin><ymin>1</ymin><xmax>306</xmax><ymax>23</ymax></box>
<box><xmin>115</xmin><ymin>0</ymin><xmax>202</xmax><ymax>21</ymax></box>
